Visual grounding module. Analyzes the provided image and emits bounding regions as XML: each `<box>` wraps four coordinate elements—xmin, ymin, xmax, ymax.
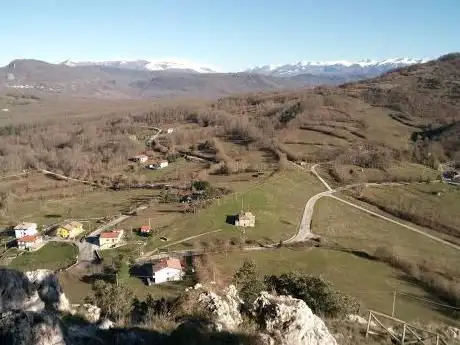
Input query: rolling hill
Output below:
<box><xmin>0</xmin><ymin>59</ymin><xmax>304</xmax><ymax>99</ymax></box>
<box><xmin>1</xmin><ymin>56</ymin><xmax>432</xmax><ymax>99</ymax></box>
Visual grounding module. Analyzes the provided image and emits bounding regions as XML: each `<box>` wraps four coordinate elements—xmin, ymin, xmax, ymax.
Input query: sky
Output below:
<box><xmin>1</xmin><ymin>0</ymin><xmax>459</xmax><ymax>71</ymax></box>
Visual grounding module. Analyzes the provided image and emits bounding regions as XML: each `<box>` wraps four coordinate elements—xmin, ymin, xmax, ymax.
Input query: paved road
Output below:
<box><xmin>311</xmin><ymin>163</ymin><xmax>333</xmax><ymax>191</ymax></box>
<box><xmin>88</xmin><ymin>215</ymin><xmax>131</xmax><ymax>237</ymax></box>
<box><xmin>76</xmin><ymin>241</ymin><xmax>99</xmax><ymax>262</ymax></box>
<box><xmin>285</xmin><ymin>190</ymin><xmax>332</xmax><ymax>243</ymax></box>
<box><xmin>288</xmin><ymin>161</ymin><xmax>460</xmax><ymax>251</ymax></box>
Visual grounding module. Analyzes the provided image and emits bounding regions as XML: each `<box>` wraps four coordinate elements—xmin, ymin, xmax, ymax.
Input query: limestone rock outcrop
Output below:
<box><xmin>253</xmin><ymin>291</ymin><xmax>338</xmax><ymax>345</ymax></box>
<box><xmin>196</xmin><ymin>284</ymin><xmax>243</xmax><ymax>331</ymax></box>
<box><xmin>25</xmin><ymin>269</ymin><xmax>71</xmax><ymax>313</ymax></box>
<box><xmin>0</xmin><ymin>268</ymin><xmax>44</xmax><ymax>313</ymax></box>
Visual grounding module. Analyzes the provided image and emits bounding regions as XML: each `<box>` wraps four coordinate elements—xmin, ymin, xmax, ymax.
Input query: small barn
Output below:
<box><xmin>235</xmin><ymin>211</ymin><xmax>255</xmax><ymax>228</ymax></box>
<box><xmin>140</xmin><ymin>225</ymin><xmax>152</xmax><ymax>234</ymax></box>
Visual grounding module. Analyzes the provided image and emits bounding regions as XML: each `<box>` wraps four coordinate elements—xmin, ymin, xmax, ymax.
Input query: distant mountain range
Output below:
<box><xmin>0</xmin><ymin>57</ymin><xmax>432</xmax><ymax>99</ymax></box>
<box><xmin>245</xmin><ymin>58</ymin><xmax>430</xmax><ymax>77</ymax></box>
<box><xmin>60</xmin><ymin>57</ymin><xmax>429</xmax><ymax>76</ymax></box>
<box><xmin>62</xmin><ymin>59</ymin><xmax>218</xmax><ymax>73</ymax></box>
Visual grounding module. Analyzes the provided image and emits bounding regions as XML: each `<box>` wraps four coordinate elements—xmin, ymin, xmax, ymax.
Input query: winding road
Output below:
<box><xmin>285</xmin><ymin>162</ymin><xmax>460</xmax><ymax>251</ymax></box>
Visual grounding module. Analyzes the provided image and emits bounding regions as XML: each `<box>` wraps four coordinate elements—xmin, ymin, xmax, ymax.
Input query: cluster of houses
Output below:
<box><xmin>130</xmin><ymin>153</ymin><xmax>169</xmax><ymax>170</ymax></box>
<box><xmin>12</xmin><ymin>220</ymin><xmax>86</xmax><ymax>251</ymax></box>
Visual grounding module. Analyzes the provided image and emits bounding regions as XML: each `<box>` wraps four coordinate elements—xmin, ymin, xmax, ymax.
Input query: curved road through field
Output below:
<box><xmin>286</xmin><ymin>162</ymin><xmax>460</xmax><ymax>251</ymax></box>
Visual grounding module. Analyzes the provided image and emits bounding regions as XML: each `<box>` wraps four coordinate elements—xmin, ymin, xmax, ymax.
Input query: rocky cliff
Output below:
<box><xmin>1</xmin><ymin>268</ymin><xmax>457</xmax><ymax>345</ymax></box>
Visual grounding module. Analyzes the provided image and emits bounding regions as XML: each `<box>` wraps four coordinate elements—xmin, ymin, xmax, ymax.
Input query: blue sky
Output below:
<box><xmin>1</xmin><ymin>0</ymin><xmax>459</xmax><ymax>70</ymax></box>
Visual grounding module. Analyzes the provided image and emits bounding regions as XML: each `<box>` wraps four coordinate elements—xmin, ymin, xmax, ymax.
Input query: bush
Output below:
<box><xmin>167</xmin><ymin>153</ymin><xmax>181</xmax><ymax>163</ymax></box>
<box><xmin>86</xmin><ymin>280</ymin><xmax>134</xmax><ymax>322</ymax></box>
<box><xmin>192</xmin><ymin>180</ymin><xmax>211</xmax><ymax>191</ymax></box>
<box><xmin>264</xmin><ymin>272</ymin><xmax>360</xmax><ymax>318</ymax></box>
<box><xmin>233</xmin><ymin>260</ymin><xmax>266</xmax><ymax>306</ymax></box>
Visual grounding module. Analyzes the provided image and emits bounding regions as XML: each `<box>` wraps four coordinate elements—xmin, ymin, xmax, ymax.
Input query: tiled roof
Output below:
<box><xmin>19</xmin><ymin>235</ymin><xmax>40</xmax><ymax>243</ymax></box>
<box><xmin>14</xmin><ymin>222</ymin><xmax>37</xmax><ymax>230</ymax></box>
<box><xmin>153</xmin><ymin>258</ymin><xmax>182</xmax><ymax>272</ymax></box>
<box><xmin>238</xmin><ymin>211</ymin><xmax>255</xmax><ymax>220</ymax></box>
<box><xmin>100</xmin><ymin>230</ymin><xmax>122</xmax><ymax>239</ymax></box>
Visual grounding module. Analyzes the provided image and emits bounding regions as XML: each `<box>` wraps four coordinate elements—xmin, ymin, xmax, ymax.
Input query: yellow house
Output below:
<box><xmin>56</xmin><ymin>221</ymin><xmax>84</xmax><ymax>239</ymax></box>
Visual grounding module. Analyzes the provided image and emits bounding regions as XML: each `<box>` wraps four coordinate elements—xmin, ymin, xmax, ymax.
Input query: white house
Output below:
<box><xmin>147</xmin><ymin>258</ymin><xmax>184</xmax><ymax>284</ymax></box>
<box><xmin>158</xmin><ymin>160</ymin><xmax>169</xmax><ymax>169</ymax></box>
<box><xmin>17</xmin><ymin>235</ymin><xmax>43</xmax><ymax>251</ymax></box>
<box><xmin>147</xmin><ymin>160</ymin><xmax>169</xmax><ymax>170</ymax></box>
<box><xmin>14</xmin><ymin>222</ymin><xmax>38</xmax><ymax>239</ymax></box>
<box><xmin>167</xmin><ymin>128</ymin><xmax>174</xmax><ymax>134</ymax></box>
<box><xmin>98</xmin><ymin>229</ymin><xmax>124</xmax><ymax>249</ymax></box>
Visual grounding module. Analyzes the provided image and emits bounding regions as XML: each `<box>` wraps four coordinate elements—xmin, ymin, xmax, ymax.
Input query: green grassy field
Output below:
<box><xmin>311</xmin><ymin>197</ymin><xmax>459</xmax><ymax>268</ymax></box>
<box><xmin>142</xmin><ymin>167</ymin><xmax>325</xmax><ymax>250</ymax></box>
<box><xmin>1</xmin><ymin>186</ymin><xmax>159</xmax><ymax>230</ymax></box>
<box><xmin>58</xmin><ymin>267</ymin><xmax>189</xmax><ymax>303</ymax></box>
<box><xmin>211</xmin><ymin>247</ymin><xmax>459</xmax><ymax>325</ymax></box>
<box><xmin>351</xmin><ymin>183</ymin><xmax>460</xmax><ymax>238</ymax></box>
<box><xmin>58</xmin><ymin>243</ymin><xmax>189</xmax><ymax>303</ymax></box>
<box><xmin>10</xmin><ymin>242</ymin><xmax>78</xmax><ymax>271</ymax></box>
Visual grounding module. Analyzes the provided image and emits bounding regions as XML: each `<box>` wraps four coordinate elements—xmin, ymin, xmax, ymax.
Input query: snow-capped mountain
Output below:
<box><xmin>246</xmin><ymin>58</ymin><xmax>431</xmax><ymax>77</ymax></box>
<box><xmin>61</xmin><ymin>57</ymin><xmax>430</xmax><ymax>76</ymax></box>
<box><xmin>63</xmin><ymin>59</ymin><xmax>218</xmax><ymax>73</ymax></box>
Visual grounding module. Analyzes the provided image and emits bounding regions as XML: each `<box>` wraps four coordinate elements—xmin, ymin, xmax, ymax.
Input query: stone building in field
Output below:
<box><xmin>235</xmin><ymin>211</ymin><xmax>255</xmax><ymax>228</ymax></box>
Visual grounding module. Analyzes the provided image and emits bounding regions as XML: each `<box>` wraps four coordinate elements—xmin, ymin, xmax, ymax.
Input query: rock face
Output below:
<box><xmin>196</xmin><ymin>284</ymin><xmax>243</xmax><ymax>331</ymax></box>
<box><xmin>446</xmin><ymin>326</ymin><xmax>460</xmax><ymax>340</ymax></box>
<box><xmin>76</xmin><ymin>303</ymin><xmax>101</xmax><ymax>323</ymax></box>
<box><xmin>0</xmin><ymin>310</ymin><xmax>65</xmax><ymax>345</ymax></box>
<box><xmin>0</xmin><ymin>269</ymin><xmax>69</xmax><ymax>345</ymax></box>
<box><xmin>25</xmin><ymin>269</ymin><xmax>71</xmax><ymax>313</ymax></box>
<box><xmin>0</xmin><ymin>268</ymin><xmax>44</xmax><ymax>313</ymax></box>
<box><xmin>253</xmin><ymin>292</ymin><xmax>338</xmax><ymax>345</ymax></box>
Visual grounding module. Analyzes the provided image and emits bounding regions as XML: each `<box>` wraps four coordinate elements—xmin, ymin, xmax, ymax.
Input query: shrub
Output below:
<box><xmin>192</xmin><ymin>180</ymin><xmax>211</xmax><ymax>191</ymax></box>
<box><xmin>233</xmin><ymin>260</ymin><xmax>266</xmax><ymax>306</ymax></box>
<box><xmin>264</xmin><ymin>272</ymin><xmax>360</xmax><ymax>318</ymax></box>
<box><xmin>86</xmin><ymin>280</ymin><xmax>134</xmax><ymax>322</ymax></box>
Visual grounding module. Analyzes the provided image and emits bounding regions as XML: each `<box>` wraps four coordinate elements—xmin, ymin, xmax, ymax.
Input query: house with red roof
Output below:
<box><xmin>147</xmin><ymin>258</ymin><xmax>184</xmax><ymax>284</ymax></box>
<box><xmin>140</xmin><ymin>225</ymin><xmax>151</xmax><ymax>234</ymax></box>
<box><xmin>98</xmin><ymin>229</ymin><xmax>124</xmax><ymax>249</ymax></box>
<box><xmin>17</xmin><ymin>235</ymin><xmax>43</xmax><ymax>251</ymax></box>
